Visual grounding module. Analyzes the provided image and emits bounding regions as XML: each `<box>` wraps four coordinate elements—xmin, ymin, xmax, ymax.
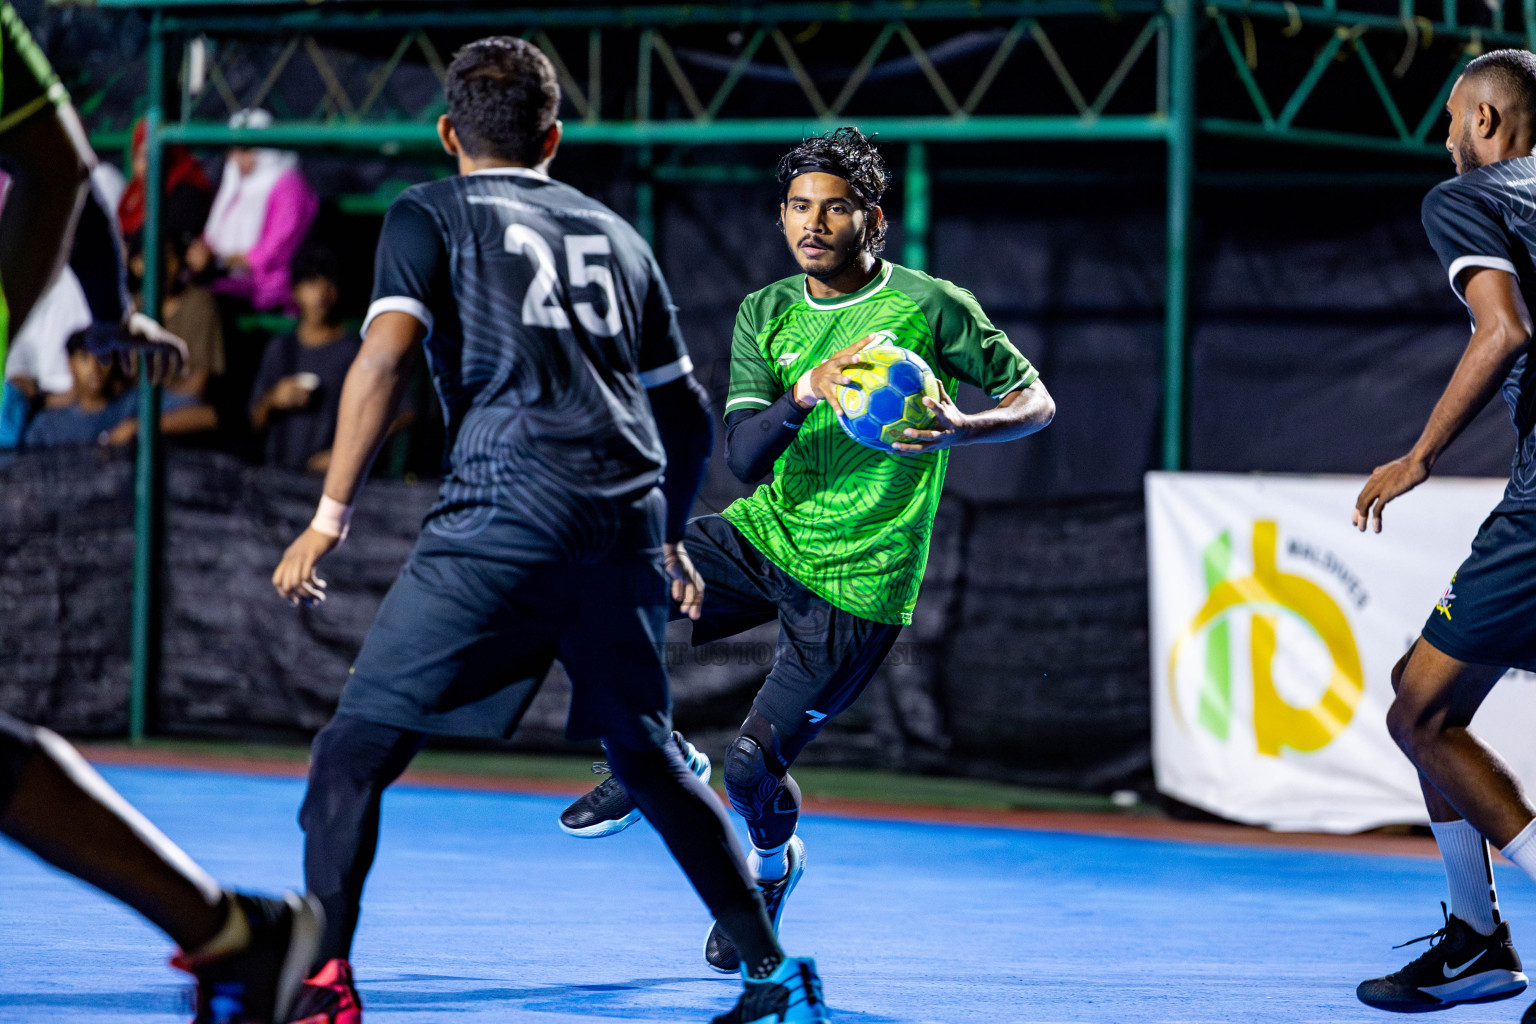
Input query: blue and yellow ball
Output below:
<box><xmin>834</xmin><ymin>343</ymin><xmax>940</xmax><ymax>451</ymax></box>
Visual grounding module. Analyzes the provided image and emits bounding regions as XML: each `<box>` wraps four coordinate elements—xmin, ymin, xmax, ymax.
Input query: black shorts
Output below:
<box><xmin>1421</xmin><ymin>509</ymin><xmax>1536</xmax><ymax>672</ymax></box>
<box><xmin>337</xmin><ymin>520</ymin><xmax>673</xmax><ymax>749</ymax></box>
<box><xmin>680</xmin><ymin>515</ymin><xmax>902</xmax><ymax>747</ymax></box>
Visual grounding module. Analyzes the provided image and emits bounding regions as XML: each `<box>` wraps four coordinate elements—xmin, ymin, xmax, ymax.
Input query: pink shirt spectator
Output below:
<box><xmin>209</xmin><ymin>168</ymin><xmax>319</xmax><ymax>313</ymax></box>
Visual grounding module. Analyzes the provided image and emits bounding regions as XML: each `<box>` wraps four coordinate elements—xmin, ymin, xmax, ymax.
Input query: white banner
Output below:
<box><xmin>1147</xmin><ymin>472</ymin><xmax>1536</xmax><ymax>833</ymax></box>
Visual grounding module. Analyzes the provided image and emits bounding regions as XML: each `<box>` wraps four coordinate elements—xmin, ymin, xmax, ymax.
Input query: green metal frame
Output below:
<box><xmin>53</xmin><ymin>0</ymin><xmax>1501</xmax><ymax>736</ymax></box>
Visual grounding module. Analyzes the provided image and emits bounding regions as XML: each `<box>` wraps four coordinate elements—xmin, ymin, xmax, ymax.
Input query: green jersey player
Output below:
<box><xmin>560</xmin><ymin>127</ymin><xmax>1055</xmax><ymax>972</ymax></box>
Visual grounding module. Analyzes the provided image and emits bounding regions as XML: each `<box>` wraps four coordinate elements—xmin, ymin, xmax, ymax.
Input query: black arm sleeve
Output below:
<box><xmin>723</xmin><ymin>391</ymin><xmax>811</xmax><ymax>483</ymax></box>
<box><xmin>69</xmin><ymin>175</ymin><xmax>130</xmax><ymax>324</ymax></box>
<box><xmin>650</xmin><ymin>372</ymin><xmax>714</xmax><ymax>543</ymax></box>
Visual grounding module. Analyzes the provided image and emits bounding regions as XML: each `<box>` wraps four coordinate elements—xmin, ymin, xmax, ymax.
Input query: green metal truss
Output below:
<box><xmin>46</xmin><ymin>0</ymin><xmax>1516</xmax><ymax>735</ymax></box>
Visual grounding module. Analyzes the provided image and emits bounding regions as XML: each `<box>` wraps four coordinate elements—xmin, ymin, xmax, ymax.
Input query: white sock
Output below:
<box><xmin>1501</xmin><ymin>817</ymin><xmax>1536</xmax><ymax>887</ymax></box>
<box><xmin>1431</xmin><ymin>819</ymin><xmax>1500</xmax><ymax>935</ymax></box>
<box><xmin>187</xmin><ymin>892</ymin><xmax>251</xmax><ymax>961</ymax></box>
<box><xmin>749</xmin><ymin>840</ymin><xmax>790</xmax><ymax>882</ymax></box>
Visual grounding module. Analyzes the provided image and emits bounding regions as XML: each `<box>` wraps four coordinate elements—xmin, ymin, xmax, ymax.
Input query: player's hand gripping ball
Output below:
<box><xmin>834</xmin><ymin>344</ymin><xmax>940</xmax><ymax>451</ymax></box>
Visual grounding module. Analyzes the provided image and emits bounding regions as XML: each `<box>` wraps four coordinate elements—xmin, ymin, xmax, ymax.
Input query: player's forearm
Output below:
<box><xmin>68</xmin><ymin>172</ymin><xmax>131</xmax><ymax>325</ymax></box>
<box><xmin>960</xmin><ymin>379</ymin><xmax>1055</xmax><ymax>445</ymax></box>
<box><xmin>651</xmin><ymin>374</ymin><xmax>714</xmax><ymax>541</ymax></box>
<box><xmin>724</xmin><ymin>392</ymin><xmax>809</xmax><ymax>482</ymax></box>
<box><xmin>1410</xmin><ymin>324</ymin><xmax>1528</xmax><ymax>471</ymax></box>
<box><xmin>0</xmin><ymin>114</ymin><xmax>90</xmax><ymax>337</ymax></box>
<box><xmin>320</xmin><ymin>354</ymin><xmax>411</xmax><ymax>506</ymax></box>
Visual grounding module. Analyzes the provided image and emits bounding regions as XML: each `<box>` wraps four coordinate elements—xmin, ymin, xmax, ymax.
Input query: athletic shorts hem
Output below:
<box><xmin>1418</xmin><ymin>627</ymin><xmax>1536</xmax><ymax>674</ymax></box>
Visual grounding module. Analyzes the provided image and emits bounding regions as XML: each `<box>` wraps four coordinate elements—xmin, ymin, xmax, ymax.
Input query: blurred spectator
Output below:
<box><xmin>248</xmin><ymin>248</ymin><xmax>360</xmax><ymax>473</ymax></box>
<box><xmin>5</xmin><ymin>265</ymin><xmax>91</xmax><ymax>408</ymax></box>
<box><xmin>118</xmin><ymin>118</ymin><xmax>213</xmax><ymax>258</ymax></box>
<box><xmin>24</xmin><ymin>327</ymin><xmax>215</xmax><ymax>449</ymax></box>
<box><xmin>187</xmin><ymin>109</ymin><xmax>317</xmax><ymax>313</ymax></box>
<box><xmin>132</xmin><ymin>242</ymin><xmax>225</xmax><ymax>402</ymax></box>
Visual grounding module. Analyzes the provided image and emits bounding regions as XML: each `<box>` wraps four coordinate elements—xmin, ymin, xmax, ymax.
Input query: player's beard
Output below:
<box><xmin>1455</xmin><ymin>122</ymin><xmax>1483</xmax><ymax>174</ymax></box>
<box><xmin>799</xmin><ymin>231</ymin><xmax>868</xmax><ymax>281</ymax></box>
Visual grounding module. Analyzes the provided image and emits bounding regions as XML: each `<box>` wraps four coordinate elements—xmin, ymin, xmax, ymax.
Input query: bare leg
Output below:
<box><xmin>1387</xmin><ymin>639</ymin><xmax>1532</xmax><ymax>845</ymax></box>
<box><xmin>0</xmin><ymin>722</ymin><xmax>226</xmax><ymax>950</ymax></box>
<box><xmin>1392</xmin><ymin>643</ymin><xmax>1466</xmax><ymax>823</ymax></box>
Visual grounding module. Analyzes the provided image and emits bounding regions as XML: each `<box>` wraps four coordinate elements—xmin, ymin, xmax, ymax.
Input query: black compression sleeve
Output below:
<box><xmin>724</xmin><ymin>391</ymin><xmax>810</xmax><ymax>483</ymax></box>
<box><xmin>69</xmin><ymin>176</ymin><xmax>130</xmax><ymax>324</ymax></box>
<box><xmin>650</xmin><ymin>373</ymin><xmax>713</xmax><ymax>543</ymax></box>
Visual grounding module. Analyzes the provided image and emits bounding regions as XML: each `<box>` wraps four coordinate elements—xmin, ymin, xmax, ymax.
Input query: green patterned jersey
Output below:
<box><xmin>722</xmin><ymin>260</ymin><xmax>1037</xmax><ymax>625</ymax></box>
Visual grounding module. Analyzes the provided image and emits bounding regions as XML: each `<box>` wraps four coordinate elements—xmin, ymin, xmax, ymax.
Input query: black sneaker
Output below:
<box><xmin>173</xmin><ymin>891</ymin><xmax>324</xmax><ymax>1024</ymax></box>
<box><xmin>1357</xmin><ymin>905</ymin><xmax>1527</xmax><ymax>1012</ymax></box>
<box><xmin>705</xmin><ymin>835</ymin><xmax>807</xmax><ymax>974</ymax></box>
<box><xmin>558</xmin><ymin>732</ymin><xmax>711</xmax><ymax>838</ymax></box>
<box><xmin>712</xmin><ymin>955</ymin><xmax>828</xmax><ymax>1024</ymax></box>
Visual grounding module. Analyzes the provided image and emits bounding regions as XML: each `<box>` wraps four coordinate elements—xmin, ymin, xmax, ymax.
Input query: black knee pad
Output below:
<box><xmin>0</xmin><ymin>711</ymin><xmax>38</xmax><ymax>816</ymax></box>
<box><xmin>724</xmin><ymin>734</ymin><xmax>785</xmax><ymax>822</ymax></box>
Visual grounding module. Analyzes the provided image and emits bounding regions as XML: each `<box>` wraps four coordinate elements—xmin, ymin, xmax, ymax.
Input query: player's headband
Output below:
<box><xmin>778</xmin><ymin>156</ymin><xmax>879</xmax><ymax>206</ymax></box>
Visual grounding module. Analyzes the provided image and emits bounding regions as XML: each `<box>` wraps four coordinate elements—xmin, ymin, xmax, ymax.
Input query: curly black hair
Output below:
<box><xmin>776</xmin><ymin>126</ymin><xmax>889</xmax><ymax>255</ymax></box>
<box><xmin>446</xmin><ymin>37</ymin><xmax>560</xmax><ymax>165</ymax></box>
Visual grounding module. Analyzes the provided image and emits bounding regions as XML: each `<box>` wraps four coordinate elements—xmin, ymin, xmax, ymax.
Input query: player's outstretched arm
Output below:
<box><xmin>890</xmin><ymin>377</ymin><xmax>1055</xmax><ymax>454</ymax></box>
<box><xmin>272</xmin><ymin>310</ymin><xmax>422</xmax><ymax>605</ymax></box>
<box><xmin>1354</xmin><ymin>268</ymin><xmax>1531</xmax><ymax>533</ymax></box>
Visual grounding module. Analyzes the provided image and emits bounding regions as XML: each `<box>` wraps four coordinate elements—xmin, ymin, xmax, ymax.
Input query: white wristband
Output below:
<box><xmin>310</xmin><ymin>495</ymin><xmax>353</xmax><ymax>542</ymax></box>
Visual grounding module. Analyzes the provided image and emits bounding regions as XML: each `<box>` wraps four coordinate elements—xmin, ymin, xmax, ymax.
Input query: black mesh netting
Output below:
<box><xmin>0</xmin><ymin>447</ymin><xmax>1150</xmax><ymax>789</ymax></box>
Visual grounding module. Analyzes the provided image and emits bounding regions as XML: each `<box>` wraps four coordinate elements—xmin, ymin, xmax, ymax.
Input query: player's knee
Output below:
<box><xmin>1385</xmin><ymin>691</ymin><xmax>1444</xmax><ymax>757</ymax></box>
<box><xmin>723</xmin><ymin>734</ymin><xmax>784</xmax><ymax>822</ymax></box>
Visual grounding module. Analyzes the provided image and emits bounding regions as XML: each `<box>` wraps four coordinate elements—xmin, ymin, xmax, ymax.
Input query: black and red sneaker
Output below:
<box><xmin>286</xmin><ymin>959</ymin><xmax>363</xmax><ymax>1024</ymax></box>
<box><xmin>173</xmin><ymin>891</ymin><xmax>323</xmax><ymax>1024</ymax></box>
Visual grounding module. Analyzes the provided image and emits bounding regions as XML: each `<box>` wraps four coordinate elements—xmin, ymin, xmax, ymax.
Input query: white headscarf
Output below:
<box><xmin>202</xmin><ymin>109</ymin><xmax>300</xmax><ymax>259</ymax></box>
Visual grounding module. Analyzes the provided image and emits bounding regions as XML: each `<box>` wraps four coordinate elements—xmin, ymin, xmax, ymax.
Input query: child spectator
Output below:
<box><xmin>248</xmin><ymin>248</ymin><xmax>360</xmax><ymax>473</ymax></box>
<box><xmin>186</xmin><ymin>109</ymin><xmax>318</xmax><ymax>313</ymax></box>
<box><xmin>24</xmin><ymin>326</ymin><xmax>216</xmax><ymax>449</ymax></box>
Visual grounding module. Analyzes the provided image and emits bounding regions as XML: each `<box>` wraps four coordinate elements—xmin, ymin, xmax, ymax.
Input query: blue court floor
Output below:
<box><xmin>3</xmin><ymin>766</ymin><xmax>1536</xmax><ymax>1023</ymax></box>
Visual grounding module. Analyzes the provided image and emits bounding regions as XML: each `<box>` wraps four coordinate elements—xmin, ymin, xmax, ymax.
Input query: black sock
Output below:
<box><xmin>603</xmin><ymin>737</ymin><xmax>785</xmax><ymax>977</ymax></box>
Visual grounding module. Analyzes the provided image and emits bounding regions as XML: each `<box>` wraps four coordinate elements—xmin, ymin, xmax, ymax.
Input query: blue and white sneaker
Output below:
<box><xmin>558</xmin><ymin>732</ymin><xmax>711</xmax><ymax>838</ymax></box>
<box><xmin>712</xmin><ymin>956</ymin><xmax>828</xmax><ymax>1024</ymax></box>
<box><xmin>705</xmin><ymin>836</ymin><xmax>806</xmax><ymax>974</ymax></box>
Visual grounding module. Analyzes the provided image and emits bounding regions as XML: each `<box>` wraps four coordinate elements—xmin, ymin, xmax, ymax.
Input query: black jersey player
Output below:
<box><xmin>1354</xmin><ymin>49</ymin><xmax>1536</xmax><ymax>1017</ymax></box>
<box><xmin>272</xmin><ymin>37</ymin><xmax>826</xmax><ymax>1024</ymax></box>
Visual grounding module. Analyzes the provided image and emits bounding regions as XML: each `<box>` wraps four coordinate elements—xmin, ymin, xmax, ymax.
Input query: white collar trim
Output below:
<box><xmin>469</xmin><ymin>166</ymin><xmax>550</xmax><ymax>180</ymax></box>
<box><xmin>803</xmin><ymin>260</ymin><xmax>893</xmax><ymax>310</ymax></box>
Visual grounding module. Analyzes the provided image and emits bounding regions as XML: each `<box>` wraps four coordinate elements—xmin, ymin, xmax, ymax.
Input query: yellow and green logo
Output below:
<box><xmin>1168</xmin><ymin>521</ymin><xmax>1364</xmax><ymax>756</ymax></box>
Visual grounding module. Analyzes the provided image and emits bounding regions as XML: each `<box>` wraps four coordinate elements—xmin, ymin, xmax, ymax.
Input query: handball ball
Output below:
<box><xmin>835</xmin><ymin>343</ymin><xmax>940</xmax><ymax>450</ymax></box>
